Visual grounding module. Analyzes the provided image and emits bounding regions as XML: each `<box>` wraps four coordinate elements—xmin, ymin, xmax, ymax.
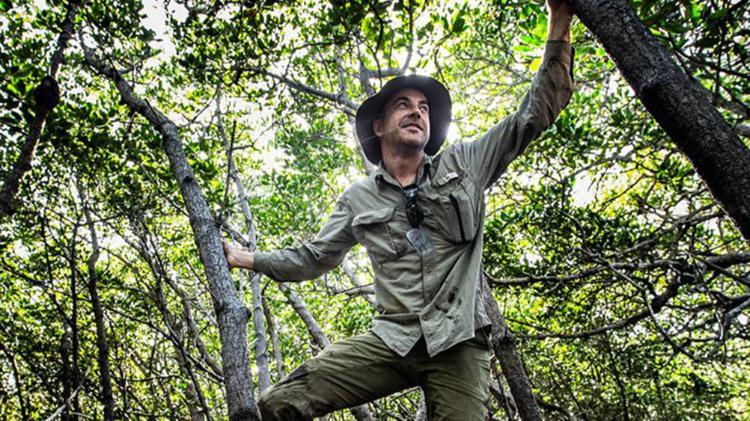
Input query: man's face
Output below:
<box><xmin>373</xmin><ymin>88</ymin><xmax>431</xmax><ymax>156</ymax></box>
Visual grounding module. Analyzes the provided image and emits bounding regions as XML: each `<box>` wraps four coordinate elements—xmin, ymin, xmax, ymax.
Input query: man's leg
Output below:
<box><xmin>259</xmin><ymin>331</ymin><xmax>417</xmax><ymax>420</ymax></box>
<box><xmin>418</xmin><ymin>329</ymin><xmax>491</xmax><ymax>421</ymax></box>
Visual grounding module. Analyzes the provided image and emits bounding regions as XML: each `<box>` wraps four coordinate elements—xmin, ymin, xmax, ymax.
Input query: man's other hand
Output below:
<box><xmin>546</xmin><ymin>0</ymin><xmax>573</xmax><ymax>42</ymax></box>
<box><xmin>223</xmin><ymin>240</ymin><xmax>254</xmax><ymax>270</ymax></box>
<box><xmin>547</xmin><ymin>0</ymin><xmax>573</xmax><ymax>17</ymax></box>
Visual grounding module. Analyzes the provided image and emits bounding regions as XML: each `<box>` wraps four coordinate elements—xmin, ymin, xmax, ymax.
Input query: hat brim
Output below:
<box><xmin>355</xmin><ymin>75</ymin><xmax>451</xmax><ymax>165</ymax></box>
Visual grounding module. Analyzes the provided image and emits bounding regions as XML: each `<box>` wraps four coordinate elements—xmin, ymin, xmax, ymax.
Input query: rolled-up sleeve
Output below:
<box><xmin>454</xmin><ymin>40</ymin><xmax>574</xmax><ymax>189</ymax></box>
<box><xmin>253</xmin><ymin>196</ymin><xmax>357</xmax><ymax>281</ymax></box>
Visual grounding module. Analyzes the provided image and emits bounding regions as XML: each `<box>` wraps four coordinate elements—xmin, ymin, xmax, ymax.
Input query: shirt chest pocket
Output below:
<box><xmin>424</xmin><ymin>171</ymin><xmax>479</xmax><ymax>243</ymax></box>
<box><xmin>352</xmin><ymin>207</ymin><xmax>408</xmax><ymax>262</ymax></box>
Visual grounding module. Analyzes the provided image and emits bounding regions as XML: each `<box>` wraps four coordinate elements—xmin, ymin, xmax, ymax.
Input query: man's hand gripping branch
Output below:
<box><xmin>223</xmin><ymin>240</ymin><xmax>254</xmax><ymax>270</ymax></box>
<box><xmin>546</xmin><ymin>0</ymin><xmax>574</xmax><ymax>42</ymax></box>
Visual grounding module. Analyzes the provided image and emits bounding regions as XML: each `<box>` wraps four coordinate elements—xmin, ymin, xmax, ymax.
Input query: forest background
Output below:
<box><xmin>1</xmin><ymin>0</ymin><xmax>749</xmax><ymax>419</ymax></box>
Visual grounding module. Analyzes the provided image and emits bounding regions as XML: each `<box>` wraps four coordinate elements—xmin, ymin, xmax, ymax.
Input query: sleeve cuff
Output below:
<box><xmin>543</xmin><ymin>40</ymin><xmax>575</xmax><ymax>82</ymax></box>
<box><xmin>252</xmin><ymin>251</ymin><xmax>272</xmax><ymax>274</ymax></box>
<box><xmin>543</xmin><ymin>40</ymin><xmax>572</xmax><ymax>65</ymax></box>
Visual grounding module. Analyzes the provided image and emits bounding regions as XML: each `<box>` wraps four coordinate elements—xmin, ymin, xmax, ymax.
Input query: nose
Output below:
<box><xmin>407</xmin><ymin>104</ymin><xmax>425</xmax><ymax>119</ymax></box>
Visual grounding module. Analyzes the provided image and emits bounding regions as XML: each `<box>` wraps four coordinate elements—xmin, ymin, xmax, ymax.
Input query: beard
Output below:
<box><xmin>380</xmin><ymin>134</ymin><xmax>428</xmax><ymax>159</ymax></box>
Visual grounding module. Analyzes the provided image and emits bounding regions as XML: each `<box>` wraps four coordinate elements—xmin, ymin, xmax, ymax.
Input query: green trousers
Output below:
<box><xmin>258</xmin><ymin>329</ymin><xmax>491</xmax><ymax>420</ymax></box>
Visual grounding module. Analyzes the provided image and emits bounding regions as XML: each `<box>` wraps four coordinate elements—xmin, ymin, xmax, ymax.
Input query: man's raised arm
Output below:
<box><xmin>454</xmin><ymin>0</ymin><xmax>575</xmax><ymax>189</ymax></box>
<box><xmin>224</xmin><ymin>196</ymin><xmax>357</xmax><ymax>281</ymax></box>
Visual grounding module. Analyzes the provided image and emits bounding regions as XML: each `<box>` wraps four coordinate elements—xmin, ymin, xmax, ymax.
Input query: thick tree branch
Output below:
<box><xmin>482</xmin><ymin>277</ymin><xmax>542</xmax><ymax>421</ymax></box>
<box><xmin>0</xmin><ymin>0</ymin><xmax>83</xmax><ymax>217</ymax></box>
<box><xmin>80</xmin><ymin>34</ymin><xmax>260</xmax><ymax>421</ymax></box>
<box><xmin>335</xmin><ymin>50</ymin><xmax>375</xmax><ymax>174</ymax></box>
<box><xmin>569</xmin><ymin>0</ymin><xmax>750</xmax><ymax>242</ymax></box>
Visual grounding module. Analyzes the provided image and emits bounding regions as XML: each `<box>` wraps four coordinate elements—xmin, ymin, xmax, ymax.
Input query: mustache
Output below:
<box><xmin>399</xmin><ymin>119</ymin><xmax>425</xmax><ymax>130</ymax></box>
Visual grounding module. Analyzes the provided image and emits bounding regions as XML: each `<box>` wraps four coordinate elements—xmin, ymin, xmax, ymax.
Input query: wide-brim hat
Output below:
<box><xmin>355</xmin><ymin>75</ymin><xmax>452</xmax><ymax>164</ymax></box>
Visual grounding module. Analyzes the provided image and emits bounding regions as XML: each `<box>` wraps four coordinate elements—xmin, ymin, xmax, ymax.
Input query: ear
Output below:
<box><xmin>372</xmin><ymin>118</ymin><xmax>384</xmax><ymax>138</ymax></box>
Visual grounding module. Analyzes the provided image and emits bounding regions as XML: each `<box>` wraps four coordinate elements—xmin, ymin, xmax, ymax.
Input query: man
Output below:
<box><xmin>224</xmin><ymin>1</ymin><xmax>574</xmax><ymax>418</ymax></box>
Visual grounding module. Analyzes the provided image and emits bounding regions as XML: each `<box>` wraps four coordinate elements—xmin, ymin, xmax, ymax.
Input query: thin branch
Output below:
<box><xmin>246</xmin><ymin>67</ymin><xmax>359</xmax><ymax>114</ymax></box>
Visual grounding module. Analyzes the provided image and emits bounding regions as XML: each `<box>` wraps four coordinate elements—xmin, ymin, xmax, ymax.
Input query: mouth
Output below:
<box><xmin>401</xmin><ymin>122</ymin><xmax>423</xmax><ymax>132</ymax></box>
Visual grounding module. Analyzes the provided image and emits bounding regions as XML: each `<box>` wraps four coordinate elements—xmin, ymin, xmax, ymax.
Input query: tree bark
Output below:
<box><xmin>0</xmin><ymin>0</ymin><xmax>82</xmax><ymax>217</ymax></box>
<box><xmin>569</xmin><ymin>0</ymin><xmax>750</xmax><ymax>243</ymax></box>
<box><xmin>482</xmin><ymin>276</ymin><xmax>541</xmax><ymax>421</ymax></box>
<box><xmin>81</xmin><ymin>44</ymin><xmax>259</xmax><ymax>420</ymax></box>
<box><xmin>248</xmin><ymin>272</ymin><xmax>271</xmax><ymax>393</ymax></box>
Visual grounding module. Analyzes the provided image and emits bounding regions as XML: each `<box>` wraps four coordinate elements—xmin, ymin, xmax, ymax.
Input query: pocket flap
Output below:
<box><xmin>352</xmin><ymin>207</ymin><xmax>395</xmax><ymax>227</ymax></box>
<box><xmin>435</xmin><ymin>171</ymin><xmax>461</xmax><ymax>187</ymax></box>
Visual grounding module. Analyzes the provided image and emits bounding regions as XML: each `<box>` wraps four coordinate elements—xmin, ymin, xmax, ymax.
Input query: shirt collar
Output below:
<box><xmin>374</xmin><ymin>154</ymin><xmax>434</xmax><ymax>188</ymax></box>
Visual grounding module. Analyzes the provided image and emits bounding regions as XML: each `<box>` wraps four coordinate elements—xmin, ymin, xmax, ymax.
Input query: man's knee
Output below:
<box><xmin>257</xmin><ymin>388</ymin><xmax>275</xmax><ymax>417</ymax></box>
<box><xmin>259</xmin><ymin>385</ymin><xmax>312</xmax><ymax>421</ymax></box>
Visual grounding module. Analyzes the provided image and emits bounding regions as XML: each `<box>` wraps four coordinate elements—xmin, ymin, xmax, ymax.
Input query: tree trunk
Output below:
<box><xmin>68</xmin><ymin>223</ymin><xmax>82</xmax><ymax>417</ymax></box>
<box><xmin>278</xmin><ymin>284</ymin><xmax>331</xmax><ymax>349</ymax></box>
<box><xmin>481</xmin><ymin>276</ymin><xmax>541</xmax><ymax>421</ymax></box>
<box><xmin>569</xmin><ymin>0</ymin><xmax>750</xmax><ymax>243</ymax></box>
<box><xmin>0</xmin><ymin>344</ymin><xmax>28</xmax><ymax>419</ymax></box>
<box><xmin>81</xmin><ymin>45</ymin><xmax>259</xmax><ymax>420</ymax></box>
<box><xmin>261</xmin><ymin>295</ymin><xmax>285</xmax><ymax>378</ymax></box>
<box><xmin>248</xmin><ymin>272</ymin><xmax>272</xmax><ymax>393</ymax></box>
<box><xmin>0</xmin><ymin>0</ymin><xmax>82</xmax><ymax>217</ymax></box>
<box><xmin>60</xmin><ymin>325</ymin><xmax>73</xmax><ymax>420</ymax></box>
<box><xmin>81</xmin><ymin>188</ymin><xmax>116</xmax><ymax>420</ymax></box>
<box><xmin>60</xmin><ymin>221</ymin><xmax>81</xmax><ymax>420</ymax></box>
<box><xmin>216</xmin><ymin>88</ymin><xmax>272</xmax><ymax>394</ymax></box>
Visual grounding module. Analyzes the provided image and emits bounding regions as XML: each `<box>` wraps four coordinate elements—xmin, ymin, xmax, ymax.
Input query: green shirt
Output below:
<box><xmin>254</xmin><ymin>41</ymin><xmax>574</xmax><ymax>357</ymax></box>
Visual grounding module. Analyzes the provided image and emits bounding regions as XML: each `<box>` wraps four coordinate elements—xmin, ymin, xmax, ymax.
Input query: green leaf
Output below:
<box><xmin>6</xmin><ymin>81</ymin><xmax>21</xmax><ymax>97</ymax></box>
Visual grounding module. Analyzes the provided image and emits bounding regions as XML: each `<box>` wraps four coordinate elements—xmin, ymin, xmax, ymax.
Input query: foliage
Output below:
<box><xmin>0</xmin><ymin>0</ymin><xmax>748</xmax><ymax>419</ymax></box>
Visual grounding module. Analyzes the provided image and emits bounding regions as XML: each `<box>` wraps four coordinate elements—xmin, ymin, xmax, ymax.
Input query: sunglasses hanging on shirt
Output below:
<box><xmin>402</xmin><ymin>184</ymin><xmax>433</xmax><ymax>256</ymax></box>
